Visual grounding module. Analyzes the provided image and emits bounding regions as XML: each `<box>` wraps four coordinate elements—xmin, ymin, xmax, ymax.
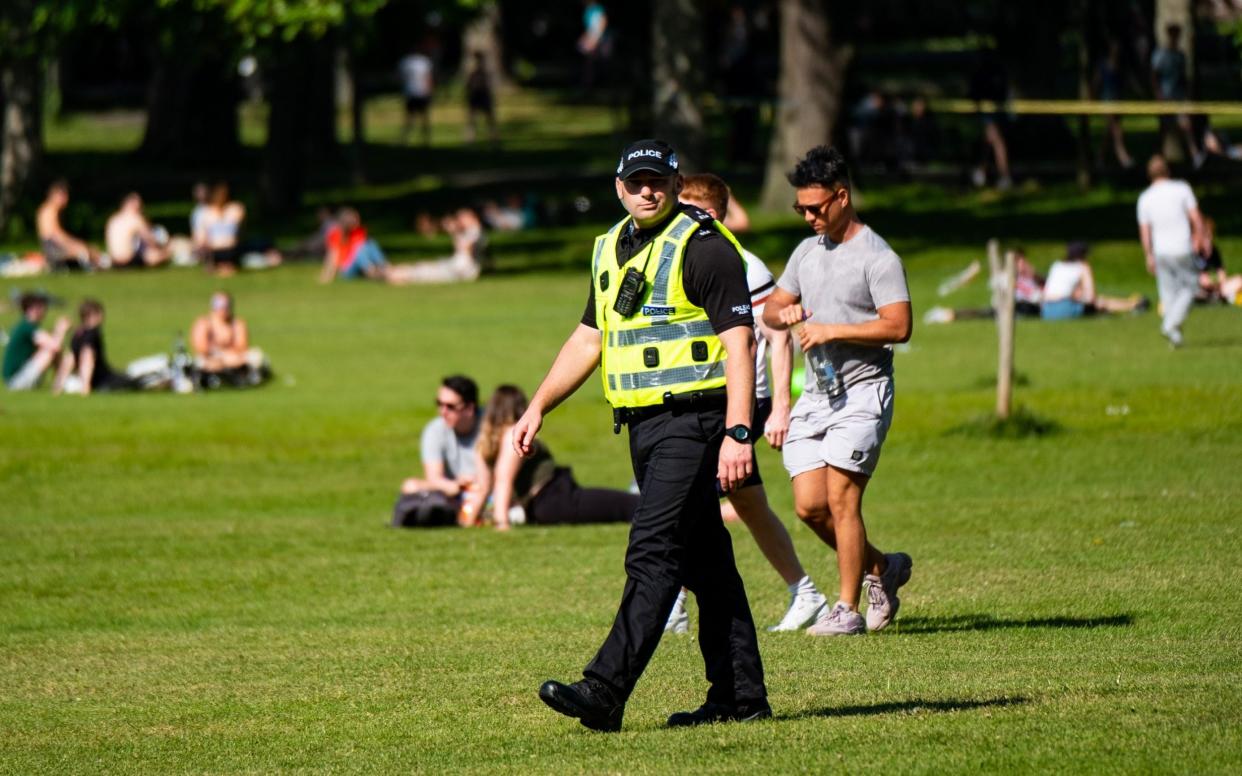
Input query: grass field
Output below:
<box><xmin>3</xmin><ymin>100</ymin><xmax>1242</xmax><ymax>773</ymax></box>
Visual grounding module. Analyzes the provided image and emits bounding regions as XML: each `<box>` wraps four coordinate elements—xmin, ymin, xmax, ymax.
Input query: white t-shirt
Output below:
<box><xmin>741</xmin><ymin>249</ymin><xmax>775</xmax><ymax>399</ymax></box>
<box><xmin>1042</xmin><ymin>260</ymin><xmax>1086</xmax><ymax>302</ymax></box>
<box><xmin>1137</xmin><ymin>179</ymin><xmax>1197</xmax><ymax>258</ymax></box>
<box><xmin>399</xmin><ymin>54</ymin><xmax>433</xmax><ymax>98</ymax></box>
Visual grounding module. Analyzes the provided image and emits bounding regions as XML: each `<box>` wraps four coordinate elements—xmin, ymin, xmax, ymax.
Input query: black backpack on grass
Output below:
<box><xmin>391</xmin><ymin>491</ymin><xmax>458</xmax><ymax>528</ymax></box>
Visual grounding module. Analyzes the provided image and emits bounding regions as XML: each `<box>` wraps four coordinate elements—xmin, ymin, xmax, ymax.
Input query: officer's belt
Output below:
<box><xmin>611</xmin><ymin>388</ymin><xmax>729</xmax><ymax>433</ymax></box>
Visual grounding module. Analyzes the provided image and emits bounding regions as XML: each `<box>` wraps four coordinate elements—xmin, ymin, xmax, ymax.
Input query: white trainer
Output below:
<box><xmin>865</xmin><ymin>552</ymin><xmax>913</xmax><ymax>632</ymax></box>
<box><xmin>768</xmin><ymin>588</ymin><xmax>827</xmax><ymax>632</ymax></box>
<box><xmin>806</xmin><ymin>602</ymin><xmax>865</xmax><ymax>636</ymax></box>
<box><xmin>664</xmin><ymin>594</ymin><xmax>690</xmax><ymax>634</ymax></box>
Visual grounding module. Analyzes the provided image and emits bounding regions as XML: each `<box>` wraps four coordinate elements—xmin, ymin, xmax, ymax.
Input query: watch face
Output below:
<box><xmin>728</xmin><ymin>425</ymin><xmax>750</xmax><ymax>442</ymax></box>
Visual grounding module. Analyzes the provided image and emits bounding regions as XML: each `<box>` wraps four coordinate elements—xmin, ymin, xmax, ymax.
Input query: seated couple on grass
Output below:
<box><xmin>392</xmin><ymin>377</ymin><xmax>636</xmax><ymax>529</ymax></box>
<box><xmin>320</xmin><ymin>207</ymin><xmax>484</xmax><ymax>285</ymax></box>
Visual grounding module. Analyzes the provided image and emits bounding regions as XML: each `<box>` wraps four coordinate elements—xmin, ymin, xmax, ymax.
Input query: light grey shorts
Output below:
<box><xmin>6</xmin><ymin>356</ymin><xmax>44</xmax><ymax>391</ymax></box>
<box><xmin>782</xmin><ymin>378</ymin><xmax>894</xmax><ymax>478</ymax></box>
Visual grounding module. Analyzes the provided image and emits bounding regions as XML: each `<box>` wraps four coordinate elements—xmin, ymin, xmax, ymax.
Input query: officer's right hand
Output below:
<box><xmin>512</xmin><ymin>408</ymin><xmax>543</xmax><ymax>457</ymax></box>
<box><xmin>776</xmin><ymin>304</ymin><xmax>808</xmax><ymax>329</ymax></box>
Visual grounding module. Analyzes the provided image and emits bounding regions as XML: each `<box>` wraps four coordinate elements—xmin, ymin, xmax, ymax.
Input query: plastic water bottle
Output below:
<box><xmin>790</xmin><ymin>320</ymin><xmax>841</xmax><ymax>397</ymax></box>
<box><xmin>171</xmin><ymin>333</ymin><xmax>194</xmax><ymax>394</ymax></box>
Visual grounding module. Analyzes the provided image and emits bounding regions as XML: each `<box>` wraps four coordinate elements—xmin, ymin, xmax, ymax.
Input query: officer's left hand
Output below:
<box><xmin>718</xmin><ymin>437</ymin><xmax>753</xmax><ymax>493</ymax></box>
<box><xmin>796</xmin><ymin>322</ymin><xmax>834</xmax><ymax>351</ymax></box>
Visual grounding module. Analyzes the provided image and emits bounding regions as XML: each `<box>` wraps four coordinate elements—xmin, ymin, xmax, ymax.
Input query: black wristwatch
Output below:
<box><xmin>724</xmin><ymin>424</ymin><xmax>753</xmax><ymax>443</ymax></box>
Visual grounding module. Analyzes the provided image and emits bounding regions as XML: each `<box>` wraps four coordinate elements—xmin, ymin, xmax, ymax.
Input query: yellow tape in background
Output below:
<box><xmin>933</xmin><ymin>99</ymin><xmax>1242</xmax><ymax>116</ymax></box>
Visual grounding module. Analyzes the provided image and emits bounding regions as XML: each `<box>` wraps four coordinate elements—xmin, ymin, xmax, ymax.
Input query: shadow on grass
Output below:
<box><xmin>897</xmin><ymin>613</ymin><xmax>1134</xmax><ymax>634</ymax></box>
<box><xmin>944</xmin><ymin>406</ymin><xmax>1061</xmax><ymax>439</ymax></box>
<box><xmin>790</xmin><ymin>696</ymin><xmax>1028</xmax><ymax>721</ymax></box>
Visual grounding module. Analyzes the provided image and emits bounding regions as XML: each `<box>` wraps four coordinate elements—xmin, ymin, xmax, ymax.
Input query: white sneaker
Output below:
<box><xmin>664</xmin><ymin>595</ymin><xmax>689</xmax><ymax>634</ymax></box>
<box><xmin>1162</xmin><ymin>326</ymin><xmax>1184</xmax><ymax>349</ymax></box>
<box><xmin>923</xmin><ymin>306</ymin><xmax>955</xmax><ymax>325</ymax></box>
<box><xmin>865</xmin><ymin>552</ymin><xmax>913</xmax><ymax>632</ymax></box>
<box><xmin>806</xmin><ymin>602</ymin><xmax>865</xmax><ymax>636</ymax></box>
<box><xmin>768</xmin><ymin>588</ymin><xmax>827</xmax><ymax>632</ymax></box>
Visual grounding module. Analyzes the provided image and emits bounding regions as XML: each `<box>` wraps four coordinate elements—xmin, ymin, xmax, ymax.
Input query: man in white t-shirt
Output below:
<box><xmin>1137</xmin><ymin>154</ymin><xmax>1206</xmax><ymax>347</ymax></box>
<box><xmin>666</xmin><ymin>174</ymin><xmax>828</xmax><ymax>634</ymax></box>
<box><xmin>399</xmin><ymin>48</ymin><xmax>434</xmax><ymax>145</ymax></box>
<box><xmin>763</xmin><ymin>146</ymin><xmax>914</xmax><ymax>637</ymax></box>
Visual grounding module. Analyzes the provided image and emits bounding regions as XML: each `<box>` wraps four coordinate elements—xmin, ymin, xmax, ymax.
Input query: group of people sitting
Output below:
<box><xmin>391</xmin><ymin>375</ymin><xmax>638</xmax><ymax>530</ymax></box>
<box><xmin>0</xmin><ymin>179</ymin><xmax>283</xmax><ymax>279</ymax></box>
<box><xmin>319</xmin><ymin>206</ymin><xmax>486</xmax><ymax>285</ymax></box>
<box><xmin>924</xmin><ymin>242</ymin><xmax>1151</xmax><ymax>324</ymax></box>
<box><xmin>2</xmin><ymin>290</ymin><xmax>269</xmax><ymax>394</ymax></box>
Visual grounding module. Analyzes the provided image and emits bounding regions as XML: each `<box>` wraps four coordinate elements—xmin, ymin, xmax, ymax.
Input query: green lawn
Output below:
<box><xmin>2</xmin><ymin>99</ymin><xmax>1242</xmax><ymax>773</ymax></box>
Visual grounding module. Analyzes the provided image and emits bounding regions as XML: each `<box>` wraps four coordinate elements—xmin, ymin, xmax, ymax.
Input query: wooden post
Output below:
<box><xmin>993</xmin><ymin>243</ymin><xmax>1017</xmax><ymax>420</ymax></box>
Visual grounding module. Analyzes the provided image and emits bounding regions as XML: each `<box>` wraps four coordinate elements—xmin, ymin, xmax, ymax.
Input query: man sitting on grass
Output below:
<box><xmin>393</xmin><ymin>375</ymin><xmax>482</xmax><ymax>527</ymax></box>
<box><xmin>3</xmin><ymin>292</ymin><xmax>70</xmax><ymax>391</ymax></box>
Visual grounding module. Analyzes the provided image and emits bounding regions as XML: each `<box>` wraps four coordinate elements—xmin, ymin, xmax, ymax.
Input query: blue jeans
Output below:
<box><xmin>1041</xmin><ymin>299</ymin><xmax>1085</xmax><ymax>320</ymax></box>
<box><xmin>341</xmin><ymin>240</ymin><xmax>388</xmax><ymax>279</ymax></box>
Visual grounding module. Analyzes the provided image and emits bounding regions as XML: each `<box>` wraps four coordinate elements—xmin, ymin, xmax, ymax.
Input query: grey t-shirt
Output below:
<box><xmin>777</xmin><ymin>224</ymin><xmax>910</xmax><ymax>394</ymax></box>
<box><xmin>419</xmin><ymin>417</ymin><xmax>479</xmax><ymax>479</ymax></box>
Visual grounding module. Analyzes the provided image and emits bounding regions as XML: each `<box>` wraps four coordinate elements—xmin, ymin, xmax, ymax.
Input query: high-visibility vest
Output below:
<box><xmin>592</xmin><ymin>210</ymin><xmax>746</xmax><ymax>408</ymax></box>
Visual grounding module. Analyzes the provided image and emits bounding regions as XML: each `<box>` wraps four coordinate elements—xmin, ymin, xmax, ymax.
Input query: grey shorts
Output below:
<box><xmin>782</xmin><ymin>379</ymin><xmax>894</xmax><ymax>478</ymax></box>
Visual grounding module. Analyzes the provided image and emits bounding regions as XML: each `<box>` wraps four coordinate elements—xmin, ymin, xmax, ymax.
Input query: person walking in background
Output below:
<box><xmin>460</xmin><ymin>385</ymin><xmax>638</xmax><ymax>530</ymax></box>
<box><xmin>1093</xmin><ymin>39</ymin><xmax>1134</xmax><ymax>169</ymax></box>
<box><xmin>399</xmin><ymin>45</ymin><xmax>434</xmax><ymax>145</ymax></box>
<box><xmin>577</xmin><ymin>1</ymin><xmax>612</xmax><ymax>89</ymax></box>
<box><xmin>3</xmin><ymin>292</ymin><xmax>70</xmax><ymax>391</ymax></box>
<box><xmin>464</xmin><ymin>51</ymin><xmax>498</xmax><ymax>146</ymax></box>
<box><xmin>1150</xmin><ymin>24</ymin><xmax>1204</xmax><ymax>168</ymax></box>
<box><xmin>668</xmin><ymin>172</ymin><xmax>828</xmax><ymax>634</ymax></box>
<box><xmin>762</xmin><ymin>146</ymin><xmax>914</xmax><ymax>637</ymax></box>
<box><xmin>1138</xmin><ymin>154</ymin><xmax>1207</xmax><ymax>347</ymax></box>
<box><xmin>516</xmin><ymin>139</ymin><xmax>769</xmax><ymax>731</ymax></box>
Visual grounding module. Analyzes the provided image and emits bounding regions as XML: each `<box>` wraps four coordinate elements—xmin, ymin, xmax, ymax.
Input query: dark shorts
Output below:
<box><xmin>405</xmin><ymin>95</ymin><xmax>431</xmax><ymax>114</ymax></box>
<box><xmin>467</xmin><ymin>90</ymin><xmax>493</xmax><ymax>113</ymax></box>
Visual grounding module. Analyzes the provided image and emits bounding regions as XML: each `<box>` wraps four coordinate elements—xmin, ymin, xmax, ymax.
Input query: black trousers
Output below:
<box><xmin>528</xmin><ymin>468</ymin><xmax>638</xmax><ymax>525</ymax></box>
<box><xmin>583</xmin><ymin>406</ymin><xmax>767</xmax><ymax>707</ymax></box>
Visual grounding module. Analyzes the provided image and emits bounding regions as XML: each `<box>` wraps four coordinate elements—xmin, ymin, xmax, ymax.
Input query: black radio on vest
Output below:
<box><xmin>613</xmin><ymin>267</ymin><xmax>647</xmax><ymax>317</ymax></box>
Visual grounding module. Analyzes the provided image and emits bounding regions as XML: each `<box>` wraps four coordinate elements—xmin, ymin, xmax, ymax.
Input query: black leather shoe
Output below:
<box><xmin>538</xmin><ymin>679</ymin><xmax>624</xmax><ymax>732</ymax></box>
<box><xmin>666</xmin><ymin>700</ymin><xmax>772</xmax><ymax>727</ymax></box>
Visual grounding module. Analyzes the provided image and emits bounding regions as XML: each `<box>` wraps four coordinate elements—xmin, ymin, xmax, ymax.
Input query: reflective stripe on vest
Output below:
<box><xmin>593</xmin><ymin>212</ymin><xmax>746</xmax><ymax>408</ymax></box>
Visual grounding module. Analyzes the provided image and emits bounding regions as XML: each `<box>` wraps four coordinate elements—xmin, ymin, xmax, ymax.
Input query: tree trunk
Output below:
<box><xmin>262</xmin><ymin>36</ymin><xmax>337</xmax><ymax>214</ymax></box>
<box><xmin>0</xmin><ymin>53</ymin><xmax>43</xmax><ymax>236</ymax></box>
<box><xmin>759</xmin><ymin>0</ymin><xmax>851</xmax><ymax>212</ymax></box>
<box><xmin>651</xmin><ymin>0</ymin><xmax>705</xmax><ymax>170</ymax></box>
<box><xmin>140</xmin><ymin>47</ymin><xmax>240</xmax><ymax>162</ymax></box>
<box><xmin>460</xmin><ymin>1</ymin><xmax>509</xmax><ymax>90</ymax></box>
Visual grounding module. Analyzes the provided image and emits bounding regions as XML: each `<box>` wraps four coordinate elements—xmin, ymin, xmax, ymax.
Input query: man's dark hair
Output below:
<box><xmin>441</xmin><ymin>375</ymin><xmax>479</xmax><ymax>408</ymax></box>
<box><xmin>79</xmin><ymin>298</ymin><xmax>104</xmax><ymax>322</ymax></box>
<box><xmin>787</xmin><ymin>145</ymin><xmax>851</xmax><ymax>190</ymax></box>
<box><xmin>19</xmin><ymin>292</ymin><xmax>48</xmax><ymax>313</ymax></box>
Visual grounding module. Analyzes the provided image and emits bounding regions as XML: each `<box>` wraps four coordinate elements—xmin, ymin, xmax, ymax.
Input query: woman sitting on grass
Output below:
<box><xmin>460</xmin><ymin>385</ymin><xmax>638</xmax><ymax>531</ymax></box>
<box><xmin>1041</xmin><ymin>241</ymin><xmax>1148</xmax><ymax>320</ymax></box>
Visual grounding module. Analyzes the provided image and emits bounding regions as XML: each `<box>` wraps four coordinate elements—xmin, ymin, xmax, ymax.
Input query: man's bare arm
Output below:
<box><xmin>757</xmin><ymin>315</ymin><xmax>793</xmax><ymax>448</ymax></box>
<box><xmin>717</xmin><ymin>325</ymin><xmax>755</xmax><ymax>493</ymax></box>
<box><xmin>798</xmin><ymin>302</ymin><xmax>912</xmax><ymax>350</ymax></box>
<box><xmin>762</xmin><ymin>287</ymin><xmax>803</xmax><ymax>331</ymax></box>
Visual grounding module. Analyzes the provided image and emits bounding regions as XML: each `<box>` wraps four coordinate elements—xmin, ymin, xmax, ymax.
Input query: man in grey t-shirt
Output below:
<box><xmin>763</xmin><ymin>146</ymin><xmax>914</xmax><ymax>637</ymax></box>
<box><xmin>400</xmin><ymin>375</ymin><xmax>481</xmax><ymax>501</ymax></box>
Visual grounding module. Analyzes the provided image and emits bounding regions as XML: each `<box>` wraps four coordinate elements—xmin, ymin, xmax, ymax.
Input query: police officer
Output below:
<box><xmin>513</xmin><ymin>139</ymin><xmax>770</xmax><ymax>731</ymax></box>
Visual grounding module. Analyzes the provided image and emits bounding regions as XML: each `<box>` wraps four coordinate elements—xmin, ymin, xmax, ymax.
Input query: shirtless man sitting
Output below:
<box><xmin>190</xmin><ymin>291</ymin><xmax>268</xmax><ymax>382</ymax></box>
<box><xmin>37</xmin><ymin>180</ymin><xmax>99</xmax><ymax>270</ymax></box>
<box><xmin>105</xmin><ymin>193</ymin><xmax>170</xmax><ymax>268</ymax></box>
